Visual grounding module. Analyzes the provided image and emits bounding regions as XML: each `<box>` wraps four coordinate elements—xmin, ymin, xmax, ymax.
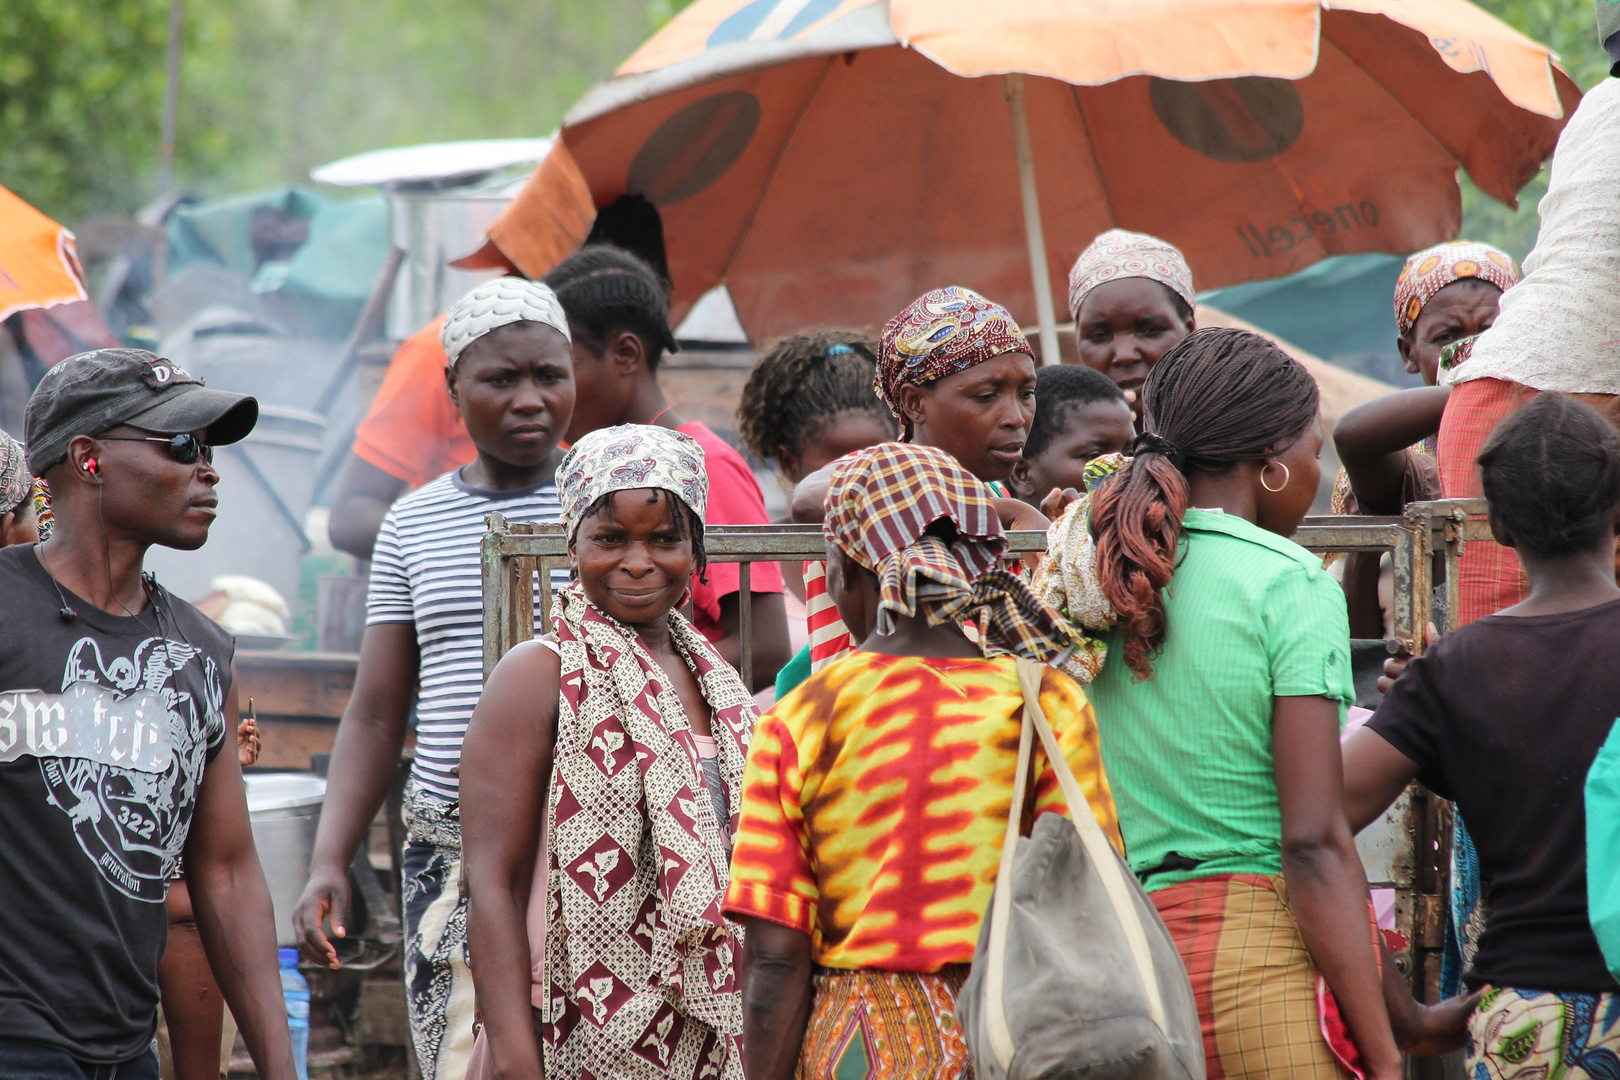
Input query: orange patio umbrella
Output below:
<box><xmin>492</xmin><ymin>0</ymin><xmax>1579</xmax><ymax>355</ymax></box>
<box><xmin>0</xmin><ymin>183</ymin><xmax>92</xmax><ymax>323</ymax></box>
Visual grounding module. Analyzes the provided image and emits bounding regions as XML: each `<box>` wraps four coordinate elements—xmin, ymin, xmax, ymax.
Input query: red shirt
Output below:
<box><xmin>680</xmin><ymin>421</ymin><xmax>784</xmax><ymax>641</ymax></box>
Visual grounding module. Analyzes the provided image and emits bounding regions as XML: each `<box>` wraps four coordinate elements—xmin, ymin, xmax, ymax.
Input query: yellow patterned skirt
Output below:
<box><xmin>797</xmin><ymin>965</ymin><xmax>972</xmax><ymax>1080</ymax></box>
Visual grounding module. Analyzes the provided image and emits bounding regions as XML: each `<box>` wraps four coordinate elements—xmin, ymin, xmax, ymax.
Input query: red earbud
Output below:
<box><xmin>84</xmin><ymin>458</ymin><xmax>97</xmax><ymax>475</ymax></box>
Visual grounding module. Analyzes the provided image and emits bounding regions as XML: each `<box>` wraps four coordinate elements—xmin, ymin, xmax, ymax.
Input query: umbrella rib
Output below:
<box><xmin>717</xmin><ymin>54</ymin><xmax>839</xmax><ymax>284</ymax></box>
<box><xmin>1068</xmin><ymin>84</ymin><xmax>1119</xmax><ymax>230</ymax></box>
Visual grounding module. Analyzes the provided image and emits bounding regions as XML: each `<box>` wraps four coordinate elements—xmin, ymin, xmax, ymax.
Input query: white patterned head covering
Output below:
<box><xmin>0</xmin><ymin>429</ymin><xmax>28</xmax><ymax>517</ymax></box>
<box><xmin>1068</xmin><ymin>229</ymin><xmax>1196</xmax><ymax>320</ymax></box>
<box><xmin>556</xmin><ymin>424</ymin><xmax>708</xmax><ymax>541</ymax></box>
<box><xmin>439</xmin><ymin>277</ymin><xmax>571</xmax><ymax>368</ymax></box>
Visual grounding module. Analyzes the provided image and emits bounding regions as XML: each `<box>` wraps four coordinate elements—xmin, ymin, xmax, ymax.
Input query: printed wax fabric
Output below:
<box><xmin>1366</xmin><ymin>596</ymin><xmax>1620</xmax><ymax>993</ymax></box>
<box><xmin>1067</xmin><ymin>228</ymin><xmax>1196</xmax><ymax>319</ymax></box>
<box><xmin>401</xmin><ymin>784</ymin><xmax>476</xmax><ymax>1080</ymax></box>
<box><xmin>824</xmin><ymin>442</ymin><xmax>1074</xmax><ymax>664</ymax></box>
<box><xmin>1444</xmin><ymin>79</ymin><xmax>1620</xmax><ymax>394</ymax></box>
<box><xmin>0</xmin><ymin>544</ymin><xmax>229</xmax><ymax>1063</ymax></box>
<box><xmin>31</xmin><ymin>478</ymin><xmax>52</xmax><ymax>540</ymax></box>
<box><xmin>876</xmin><ymin>286</ymin><xmax>1032</xmax><ymax>437</ymax></box>
<box><xmin>724</xmin><ymin>651</ymin><xmax>1118</xmax><ymax>972</ymax></box>
<box><xmin>796</xmin><ymin>966</ymin><xmax>972</xmax><ymax>1080</ymax></box>
<box><xmin>1150</xmin><ymin>874</ymin><xmax>1353</xmax><ymax>1080</ymax></box>
<box><xmin>0</xmin><ymin>428</ymin><xmax>27</xmax><ymax>516</ymax></box>
<box><xmin>1084</xmin><ymin>509</ymin><xmax>1354</xmax><ymax>889</ymax></box>
<box><xmin>1466</xmin><ymin>987</ymin><xmax>1620</xmax><ymax>1079</ymax></box>
<box><xmin>540</xmin><ymin>582</ymin><xmax>754</xmax><ymax>1080</ymax></box>
<box><xmin>1391</xmin><ymin>240</ymin><xmax>1518</xmax><ymax>336</ymax></box>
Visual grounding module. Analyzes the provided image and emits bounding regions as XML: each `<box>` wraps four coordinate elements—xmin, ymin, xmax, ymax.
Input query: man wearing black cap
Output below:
<box><xmin>0</xmin><ymin>349</ymin><xmax>294</xmax><ymax>1079</ymax></box>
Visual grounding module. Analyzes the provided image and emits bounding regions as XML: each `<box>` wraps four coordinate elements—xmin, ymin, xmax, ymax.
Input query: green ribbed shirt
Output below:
<box><xmin>1085</xmin><ymin>509</ymin><xmax>1353</xmax><ymax>891</ymax></box>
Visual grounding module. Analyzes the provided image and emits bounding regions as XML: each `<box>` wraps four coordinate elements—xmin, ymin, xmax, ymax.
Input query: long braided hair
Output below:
<box><xmin>1090</xmin><ymin>327</ymin><xmax>1319</xmax><ymax>678</ymax></box>
<box><xmin>735</xmin><ymin>330</ymin><xmax>894</xmax><ymax>469</ymax></box>
<box><xmin>543</xmin><ymin>244</ymin><xmax>679</xmax><ymax>365</ymax></box>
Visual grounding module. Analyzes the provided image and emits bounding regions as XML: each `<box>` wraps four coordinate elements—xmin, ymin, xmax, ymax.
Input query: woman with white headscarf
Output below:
<box><xmin>462</xmin><ymin>424</ymin><xmax>754</xmax><ymax>1080</ymax></box>
<box><xmin>291</xmin><ymin>277</ymin><xmax>577</xmax><ymax>1080</ymax></box>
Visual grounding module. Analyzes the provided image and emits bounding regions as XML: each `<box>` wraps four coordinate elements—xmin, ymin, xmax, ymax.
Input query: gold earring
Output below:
<box><xmin>1260</xmin><ymin>460</ymin><xmax>1291</xmax><ymax>493</ymax></box>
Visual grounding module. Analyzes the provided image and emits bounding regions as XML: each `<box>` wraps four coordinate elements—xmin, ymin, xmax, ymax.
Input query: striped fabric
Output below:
<box><xmin>1150</xmin><ymin>874</ymin><xmax>1349</xmax><ymax>1080</ymax></box>
<box><xmin>1436</xmin><ymin>377</ymin><xmax>1533</xmax><ymax>626</ymax></box>
<box><xmin>368</xmin><ymin>470</ymin><xmax>566</xmax><ymax>802</ymax></box>
<box><xmin>803</xmin><ymin>560</ymin><xmax>853</xmax><ymax>673</ymax></box>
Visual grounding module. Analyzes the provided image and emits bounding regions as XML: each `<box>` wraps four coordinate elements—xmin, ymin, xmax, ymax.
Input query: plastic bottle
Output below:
<box><xmin>278</xmin><ymin>946</ymin><xmax>310</xmax><ymax>1080</ymax></box>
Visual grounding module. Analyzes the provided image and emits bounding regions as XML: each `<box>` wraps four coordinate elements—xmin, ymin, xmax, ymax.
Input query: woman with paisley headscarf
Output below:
<box><xmin>1330</xmin><ymin>240</ymin><xmax>1519</xmax><ymax>636</ymax></box>
<box><xmin>461</xmin><ymin>423</ymin><xmax>754</xmax><ymax>1080</ymax></box>
<box><xmin>729</xmin><ymin>441</ymin><xmax>1118</xmax><ymax>1080</ymax></box>
<box><xmin>782</xmin><ymin>286</ymin><xmax>1048</xmax><ymax>696</ymax></box>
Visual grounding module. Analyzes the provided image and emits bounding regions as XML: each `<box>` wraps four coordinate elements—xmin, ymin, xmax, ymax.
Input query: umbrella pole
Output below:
<box><xmin>1003</xmin><ymin>73</ymin><xmax>1060</xmax><ymax>366</ymax></box>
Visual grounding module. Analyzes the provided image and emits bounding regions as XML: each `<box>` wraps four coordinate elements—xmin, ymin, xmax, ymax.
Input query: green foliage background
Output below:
<box><xmin>0</xmin><ymin>0</ymin><xmax>1609</xmax><ymax>261</ymax></box>
<box><xmin>1</xmin><ymin>0</ymin><xmax>694</xmax><ymax>223</ymax></box>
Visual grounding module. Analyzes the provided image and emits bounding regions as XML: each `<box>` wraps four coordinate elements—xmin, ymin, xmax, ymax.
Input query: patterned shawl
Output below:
<box><xmin>1031</xmin><ymin>453</ymin><xmax>1130</xmax><ymax>684</ymax></box>
<box><xmin>541</xmin><ymin>581</ymin><xmax>753</xmax><ymax>1079</ymax></box>
<box><xmin>876</xmin><ymin>286</ymin><xmax>1032</xmax><ymax>439</ymax></box>
<box><xmin>825</xmin><ymin>442</ymin><xmax>1076</xmax><ymax>665</ymax></box>
<box><xmin>1392</xmin><ymin>241</ymin><xmax>1518</xmax><ymax>336</ymax></box>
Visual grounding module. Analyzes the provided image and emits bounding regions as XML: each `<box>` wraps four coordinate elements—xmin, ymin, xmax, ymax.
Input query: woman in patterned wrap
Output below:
<box><xmin>461</xmin><ymin>423</ymin><xmax>754</xmax><ymax>1079</ymax></box>
<box><xmin>727</xmin><ymin>441</ymin><xmax>1118</xmax><ymax>1080</ymax></box>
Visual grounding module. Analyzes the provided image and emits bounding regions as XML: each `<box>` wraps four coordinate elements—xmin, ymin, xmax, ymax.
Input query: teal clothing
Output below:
<box><xmin>1085</xmin><ymin>508</ymin><xmax>1354</xmax><ymax>891</ymax></box>
<box><xmin>775</xmin><ymin>643</ymin><xmax>813</xmax><ymax>699</ymax></box>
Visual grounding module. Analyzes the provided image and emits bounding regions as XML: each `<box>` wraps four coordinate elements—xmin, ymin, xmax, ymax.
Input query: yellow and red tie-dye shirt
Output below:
<box><xmin>724</xmin><ymin>651</ymin><xmax>1120</xmax><ymax>972</ymax></box>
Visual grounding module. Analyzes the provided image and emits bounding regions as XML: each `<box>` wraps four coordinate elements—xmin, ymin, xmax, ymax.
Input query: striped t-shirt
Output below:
<box><xmin>368</xmin><ymin>468</ymin><xmax>565</xmax><ymax>802</ymax></box>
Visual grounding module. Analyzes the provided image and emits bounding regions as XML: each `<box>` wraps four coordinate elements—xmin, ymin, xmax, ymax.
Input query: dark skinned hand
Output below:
<box><xmin>1375</xmin><ymin>622</ymin><xmax>1438</xmax><ymax>695</ymax></box>
<box><xmin>1039</xmin><ymin>486</ymin><xmax>1083</xmax><ymax>522</ymax></box>
<box><xmin>1391</xmin><ymin>988</ymin><xmax>1483</xmax><ymax>1055</ymax></box>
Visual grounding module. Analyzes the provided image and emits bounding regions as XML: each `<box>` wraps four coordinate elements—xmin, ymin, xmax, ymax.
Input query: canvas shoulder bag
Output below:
<box><xmin>956</xmin><ymin>659</ymin><xmax>1205</xmax><ymax>1080</ymax></box>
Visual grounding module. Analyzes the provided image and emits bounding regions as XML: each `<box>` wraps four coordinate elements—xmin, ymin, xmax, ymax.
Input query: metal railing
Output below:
<box><xmin>480</xmin><ymin>499</ymin><xmax>1493</xmax><ymax>1002</ymax></box>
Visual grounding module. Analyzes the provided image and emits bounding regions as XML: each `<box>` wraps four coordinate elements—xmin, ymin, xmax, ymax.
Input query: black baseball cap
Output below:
<box><xmin>24</xmin><ymin>348</ymin><xmax>258</xmax><ymax>475</ymax></box>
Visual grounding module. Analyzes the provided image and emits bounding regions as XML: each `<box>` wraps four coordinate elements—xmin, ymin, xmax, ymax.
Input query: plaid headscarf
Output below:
<box><xmin>877</xmin><ymin>286</ymin><xmax>1033</xmax><ymax>439</ymax></box>
<box><xmin>825</xmin><ymin>442</ymin><xmax>1076</xmax><ymax>664</ymax></box>
<box><xmin>0</xmin><ymin>429</ymin><xmax>29</xmax><ymax>517</ymax></box>
<box><xmin>556</xmin><ymin>424</ymin><xmax>708</xmax><ymax>542</ymax></box>
<box><xmin>1068</xmin><ymin>229</ymin><xmax>1196</xmax><ymax>320</ymax></box>
<box><xmin>1393</xmin><ymin>241</ymin><xmax>1518</xmax><ymax>336</ymax></box>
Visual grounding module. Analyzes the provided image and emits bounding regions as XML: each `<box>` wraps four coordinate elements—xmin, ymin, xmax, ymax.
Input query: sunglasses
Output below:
<box><xmin>98</xmin><ymin>433</ymin><xmax>215</xmax><ymax>465</ymax></box>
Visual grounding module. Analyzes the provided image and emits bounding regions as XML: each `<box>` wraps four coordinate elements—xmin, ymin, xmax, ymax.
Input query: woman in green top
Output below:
<box><xmin>1065</xmin><ymin>328</ymin><xmax>1402</xmax><ymax>1079</ymax></box>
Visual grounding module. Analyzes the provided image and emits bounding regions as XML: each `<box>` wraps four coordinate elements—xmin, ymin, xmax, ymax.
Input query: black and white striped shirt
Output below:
<box><xmin>367</xmin><ymin>469</ymin><xmax>565</xmax><ymax>803</ymax></box>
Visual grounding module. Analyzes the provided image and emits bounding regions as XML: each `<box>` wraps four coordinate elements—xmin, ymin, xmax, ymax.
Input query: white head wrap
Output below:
<box><xmin>440</xmin><ymin>277</ymin><xmax>571</xmax><ymax>368</ymax></box>
<box><xmin>1068</xmin><ymin>228</ymin><xmax>1196</xmax><ymax>320</ymax></box>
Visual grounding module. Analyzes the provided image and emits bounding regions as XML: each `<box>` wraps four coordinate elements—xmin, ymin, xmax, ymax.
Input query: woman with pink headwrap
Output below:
<box><xmin>1067</xmin><ymin>229</ymin><xmax>1197</xmax><ymax>419</ymax></box>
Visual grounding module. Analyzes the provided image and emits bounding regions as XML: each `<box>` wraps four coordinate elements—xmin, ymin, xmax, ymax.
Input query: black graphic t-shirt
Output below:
<box><xmin>0</xmin><ymin>544</ymin><xmax>229</xmax><ymax>1062</ymax></box>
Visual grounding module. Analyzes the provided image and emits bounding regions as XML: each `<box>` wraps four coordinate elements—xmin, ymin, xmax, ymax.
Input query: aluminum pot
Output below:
<box><xmin>244</xmin><ymin>772</ymin><xmax>327</xmax><ymax>947</ymax></box>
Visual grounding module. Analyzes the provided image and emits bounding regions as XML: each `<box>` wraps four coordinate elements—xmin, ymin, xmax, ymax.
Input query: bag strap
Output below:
<box><xmin>982</xmin><ymin>660</ymin><xmax>1037</xmax><ymax>1067</ymax></box>
<box><xmin>981</xmin><ymin>661</ymin><xmax>1168</xmax><ymax>1067</ymax></box>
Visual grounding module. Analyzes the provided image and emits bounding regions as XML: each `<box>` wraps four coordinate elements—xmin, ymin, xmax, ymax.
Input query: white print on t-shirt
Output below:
<box><xmin>0</xmin><ymin>683</ymin><xmax>177</xmax><ymax>772</ymax></box>
<box><xmin>32</xmin><ymin>636</ymin><xmax>224</xmax><ymax>903</ymax></box>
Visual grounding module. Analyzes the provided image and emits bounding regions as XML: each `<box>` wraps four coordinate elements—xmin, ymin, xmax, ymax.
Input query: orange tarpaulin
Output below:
<box><xmin>0</xmin><ymin>184</ymin><xmax>89</xmax><ymax>323</ymax></box>
<box><xmin>483</xmin><ymin>0</ymin><xmax>1578</xmax><ymax>347</ymax></box>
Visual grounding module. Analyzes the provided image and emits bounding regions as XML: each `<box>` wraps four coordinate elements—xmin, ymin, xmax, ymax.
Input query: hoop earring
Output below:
<box><xmin>1260</xmin><ymin>460</ymin><xmax>1291</xmax><ymax>493</ymax></box>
